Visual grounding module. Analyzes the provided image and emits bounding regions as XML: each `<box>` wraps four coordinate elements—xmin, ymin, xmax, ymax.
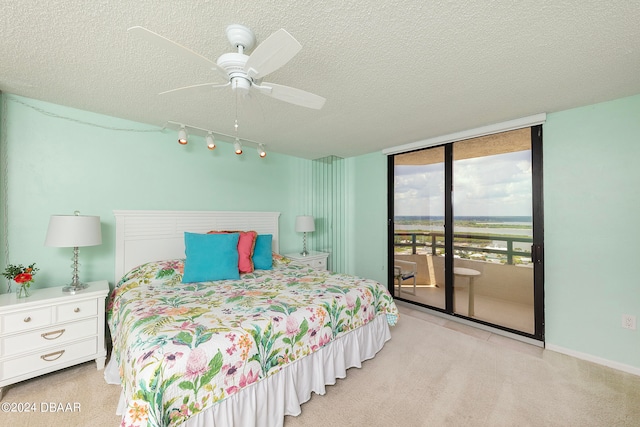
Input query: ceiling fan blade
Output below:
<box><xmin>128</xmin><ymin>26</ymin><xmax>228</xmax><ymax>80</ymax></box>
<box><xmin>159</xmin><ymin>82</ymin><xmax>230</xmax><ymax>95</ymax></box>
<box><xmin>254</xmin><ymin>82</ymin><xmax>326</xmax><ymax>109</ymax></box>
<box><xmin>244</xmin><ymin>29</ymin><xmax>302</xmax><ymax>80</ymax></box>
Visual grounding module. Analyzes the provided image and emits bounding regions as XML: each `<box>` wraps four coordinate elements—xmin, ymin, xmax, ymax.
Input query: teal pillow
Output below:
<box><xmin>182</xmin><ymin>232</ymin><xmax>240</xmax><ymax>282</ymax></box>
<box><xmin>252</xmin><ymin>234</ymin><xmax>273</xmax><ymax>270</ymax></box>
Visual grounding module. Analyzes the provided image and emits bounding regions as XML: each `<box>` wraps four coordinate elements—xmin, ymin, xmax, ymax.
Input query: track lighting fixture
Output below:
<box><xmin>234</xmin><ymin>139</ymin><xmax>243</xmax><ymax>155</ymax></box>
<box><xmin>257</xmin><ymin>144</ymin><xmax>266</xmax><ymax>158</ymax></box>
<box><xmin>167</xmin><ymin>121</ymin><xmax>266</xmax><ymax>158</ymax></box>
<box><xmin>178</xmin><ymin>126</ymin><xmax>188</xmax><ymax>145</ymax></box>
<box><xmin>206</xmin><ymin>133</ymin><xmax>216</xmax><ymax>150</ymax></box>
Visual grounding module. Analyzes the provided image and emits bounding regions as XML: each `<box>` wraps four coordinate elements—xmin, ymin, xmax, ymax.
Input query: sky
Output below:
<box><xmin>394</xmin><ymin>150</ymin><xmax>532</xmax><ymax>217</ymax></box>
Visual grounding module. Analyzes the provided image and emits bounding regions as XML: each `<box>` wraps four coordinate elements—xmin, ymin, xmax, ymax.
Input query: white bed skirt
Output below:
<box><xmin>105</xmin><ymin>313</ymin><xmax>392</xmax><ymax>427</ymax></box>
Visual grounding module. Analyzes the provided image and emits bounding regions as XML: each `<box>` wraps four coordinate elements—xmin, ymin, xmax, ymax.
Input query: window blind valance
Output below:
<box><xmin>382</xmin><ymin>113</ymin><xmax>546</xmax><ymax>156</ymax></box>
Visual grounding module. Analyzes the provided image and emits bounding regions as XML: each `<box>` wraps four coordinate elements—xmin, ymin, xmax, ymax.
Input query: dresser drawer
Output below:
<box><xmin>57</xmin><ymin>299</ymin><xmax>97</xmax><ymax>322</ymax></box>
<box><xmin>305</xmin><ymin>258</ymin><xmax>327</xmax><ymax>269</ymax></box>
<box><xmin>1</xmin><ymin>338</ymin><xmax>97</xmax><ymax>380</ymax></box>
<box><xmin>285</xmin><ymin>252</ymin><xmax>330</xmax><ymax>271</ymax></box>
<box><xmin>1</xmin><ymin>306</ymin><xmax>52</xmax><ymax>334</ymax></box>
<box><xmin>0</xmin><ymin>318</ymin><xmax>98</xmax><ymax>358</ymax></box>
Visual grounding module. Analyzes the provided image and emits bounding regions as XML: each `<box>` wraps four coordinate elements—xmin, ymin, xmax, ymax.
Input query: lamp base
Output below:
<box><xmin>63</xmin><ymin>246</ymin><xmax>88</xmax><ymax>294</ymax></box>
<box><xmin>300</xmin><ymin>231</ymin><xmax>311</xmax><ymax>257</ymax></box>
<box><xmin>62</xmin><ymin>282</ymin><xmax>88</xmax><ymax>294</ymax></box>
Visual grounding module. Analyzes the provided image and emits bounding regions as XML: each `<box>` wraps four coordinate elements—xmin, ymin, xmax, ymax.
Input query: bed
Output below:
<box><xmin>104</xmin><ymin>210</ymin><xmax>398</xmax><ymax>427</ymax></box>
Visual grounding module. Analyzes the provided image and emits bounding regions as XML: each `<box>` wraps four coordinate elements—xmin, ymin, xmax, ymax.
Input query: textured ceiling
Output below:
<box><xmin>1</xmin><ymin>1</ymin><xmax>639</xmax><ymax>159</ymax></box>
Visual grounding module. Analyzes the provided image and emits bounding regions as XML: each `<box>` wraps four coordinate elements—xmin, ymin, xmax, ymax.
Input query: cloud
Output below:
<box><xmin>394</xmin><ymin>150</ymin><xmax>531</xmax><ymax>216</ymax></box>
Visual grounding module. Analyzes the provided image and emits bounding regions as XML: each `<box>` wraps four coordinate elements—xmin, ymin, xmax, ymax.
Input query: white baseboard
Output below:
<box><xmin>545</xmin><ymin>344</ymin><xmax>640</xmax><ymax>377</ymax></box>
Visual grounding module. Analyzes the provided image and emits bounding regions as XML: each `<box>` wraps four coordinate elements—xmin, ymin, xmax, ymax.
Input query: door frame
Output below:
<box><xmin>387</xmin><ymin>125</ymin><xmax>545</xmax><ymax>342</ymax></box>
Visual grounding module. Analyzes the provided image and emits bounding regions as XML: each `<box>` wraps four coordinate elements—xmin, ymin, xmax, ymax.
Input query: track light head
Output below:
<box><xmin>234</xmin><ymin>139</ymin><xmax>243</xmax><ymax>155</ymax></box>
<box><xmin>206</xmin><ymin>133</ymin><xmax>216</xmax><ymax>150</ymax></box>
<box><xmin>178</xmin><ymin>126</ymin><xmax>188</xmax><ymax>145</ymax></box>
<box><xmin>257</xmin><ymin>144</ymin><xmax>266</xmax><ymax>158</ymax></box>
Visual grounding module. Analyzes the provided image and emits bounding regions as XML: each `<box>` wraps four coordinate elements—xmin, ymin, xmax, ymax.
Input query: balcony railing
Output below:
<box><xmin>394</xmin><ymin>232</ymin><xmax>533</xmax><ymax>265</ymax></box>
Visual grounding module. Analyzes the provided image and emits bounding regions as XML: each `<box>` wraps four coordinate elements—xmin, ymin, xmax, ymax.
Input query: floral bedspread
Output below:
<box><xmin>107</xmin><ymin>256</ymin><xmax>398</xmax><ymax>427</ymax></box>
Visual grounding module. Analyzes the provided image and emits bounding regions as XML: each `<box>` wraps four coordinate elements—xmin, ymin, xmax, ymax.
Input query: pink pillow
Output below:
<box><xmin>207</xmin><ymin>230</ymin><xmax>257</xmax><ymax>273</ymax></box>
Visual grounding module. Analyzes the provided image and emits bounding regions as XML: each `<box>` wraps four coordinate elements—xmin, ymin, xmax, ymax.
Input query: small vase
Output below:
<box><xmin>17</xmin><ymin>284</ymin><xmax>31</xmax><ymax>298</ymax></box>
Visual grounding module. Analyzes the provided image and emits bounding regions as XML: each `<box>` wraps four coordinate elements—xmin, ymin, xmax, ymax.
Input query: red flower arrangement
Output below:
<box><xmin>2</xmin><ymin>263</ymin><xmax>39</xmax><ymax>294</ymax></box>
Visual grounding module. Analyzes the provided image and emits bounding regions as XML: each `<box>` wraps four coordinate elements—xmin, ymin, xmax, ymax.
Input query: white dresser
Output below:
<box><xmin>0</xmin><ymin>280</ymin><xmax>109</xmax><ymax>399</ymax></box>
<box><xmin>284</xmin><ymin>251</ymin><xmax>330</xmax><ymax>271</ymax></box>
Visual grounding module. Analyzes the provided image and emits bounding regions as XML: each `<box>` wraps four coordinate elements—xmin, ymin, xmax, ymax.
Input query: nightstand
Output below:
<box><xmin>285</xmin><ymin>251</ymin><xmax>330</xmax><ymax>271</ymax></box>
<box><xmin>0</xmin><ymin>280</ymin><xmax>109</xmax><ymax>399</ymax></box>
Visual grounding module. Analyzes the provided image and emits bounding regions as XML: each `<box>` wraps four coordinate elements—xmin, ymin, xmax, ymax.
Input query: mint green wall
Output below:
<box><xmin>1</xmin><ymin>95</ymin><xmax>310</xmax><ymax>290</ymax></box>
<box><xmin>347</xmin><ymin>152</ymin><xmax>388</xmax><ymax>285</ymax></box>
<box><xmin>0</xmin><ymin>97</ymin><xmax>5</xmax><ymax>281</ymax></box>
<box><xmin>544</xmin><ymin>93</ymin><xmax>640</xmax><ymax>369</ymax></box>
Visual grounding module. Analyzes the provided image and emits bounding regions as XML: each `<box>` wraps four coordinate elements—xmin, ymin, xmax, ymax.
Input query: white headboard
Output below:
<box><xmin>114</xmin><ymin>210</ymin><xmax>280</xmax><ymax>281</ymax></box>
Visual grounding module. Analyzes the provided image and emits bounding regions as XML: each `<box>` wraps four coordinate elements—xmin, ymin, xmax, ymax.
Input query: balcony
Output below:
<box><xmin>394</xmin><ymin>232</ymin><xmax>534</xmax><ymax>334</ymax></box>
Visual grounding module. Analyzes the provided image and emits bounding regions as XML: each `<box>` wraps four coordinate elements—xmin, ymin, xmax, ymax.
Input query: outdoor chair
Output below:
<box><xmin>394</xmin><ymin>259</ymin><xmax>417</xmax><ymax>296</ymax></box>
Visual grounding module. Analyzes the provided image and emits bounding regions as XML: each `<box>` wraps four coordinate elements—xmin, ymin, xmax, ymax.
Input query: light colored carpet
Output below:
<box><xmin>2</xmin><ymin>305</ymin><xmax>639</xmax><ymax>427</ymax></box>
<box><xmin>285</xmin><ymin>307</ymin><xmax>640</xmax><ymax>426</ymax></box>
<box><xmin>0</xmin><ymin>357</ymin><xmax>121</xmax><ymax>427</ymax></box>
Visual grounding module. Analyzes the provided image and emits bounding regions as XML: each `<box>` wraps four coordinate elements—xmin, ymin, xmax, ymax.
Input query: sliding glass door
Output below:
<box><xmin>392</xmin><ymin>146</ymin><xmax>447</xmax><ymax>310</ymax></box>
<box><xmin>389</xmin><ymin>126</ymin><xmax>544</xmax><ymax>340</ymax></box>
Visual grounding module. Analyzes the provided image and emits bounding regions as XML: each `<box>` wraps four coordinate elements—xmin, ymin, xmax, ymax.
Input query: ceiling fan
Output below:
<box><xmin>128</xmin><ymin>25</ymin><xmax>326</xmax><ymax>110</ymax></box>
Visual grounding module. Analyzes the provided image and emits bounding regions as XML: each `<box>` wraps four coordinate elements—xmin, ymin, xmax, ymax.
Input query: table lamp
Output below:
<box><xmin>44</xmin><ymin>211</ymin><xmax>102</xmax><ymax>293</ymax></box>
<box><xmin>295</xmin><ymin>215</ymin><xmax>315</xmax><ymax>256</ymax></box>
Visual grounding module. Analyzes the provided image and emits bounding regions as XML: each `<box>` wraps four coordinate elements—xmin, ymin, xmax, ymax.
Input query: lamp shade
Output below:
<box><xmin>295</xmin><ymin>215</ymin><xmax>315</xmax><ymax>233</ymax></box>
<box><xmin>44</xmin><ymin>215</ymin><xmax>102</xmax><ymax>247</ymax></box>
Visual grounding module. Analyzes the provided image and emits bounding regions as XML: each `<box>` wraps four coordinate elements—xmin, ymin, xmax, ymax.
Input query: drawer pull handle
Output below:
<box><xmin>41</xmin><ymin>329</ymin><xmax>66</xmax><ymax>340</ymax></box>
<box><xmin>41</xmin><ymin>350</ymin><xmax>65</xmax><ymax>362</ymax></box>
<box><xmin>24</xmin><ymin>316</ymin><xmax>32</xmax><ymax>323</ymax></box>
<box><xmin>74</xmin><ymin>308</ymin><xmax>80</xmax><ymax>313</ymax></box>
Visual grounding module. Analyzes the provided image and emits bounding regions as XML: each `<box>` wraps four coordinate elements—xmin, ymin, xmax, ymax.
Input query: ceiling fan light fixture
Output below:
<box><xmin>234</xmin><ymin>139</ymin><xmax>243</xmax><ymax>155</ymax></box>
<box><xmin>230</xmin><ymin>76</ymin><xmax>251</xmax><ymax>94</ymax></box>
<box><xmin>178</xmin><ymin>126</ymin><xmax>188</xmax><ymax>145</ymax></box>
<box><xmin>206</xmin><ymin>133</ymin><xmax>216</xmax><ymax>150</ymax></box>
<box><xmin>257</xmin><ymin>144</ymin><xmax>266</xmax><ymax>158</ymax></box>
<box><xmin>130</xmin><ymin>25</ymin><xmax>325</xmax><ymax>111</ymax></box>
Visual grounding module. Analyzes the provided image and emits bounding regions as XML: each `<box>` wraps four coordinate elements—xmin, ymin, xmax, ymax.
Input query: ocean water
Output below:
<box><xmin>395</xmin><ymin>215</ymin><xmax>532</xmax><ymax>224</ymax></box>
<box><xmin>394</xmin><ymin>215</ymin><xmax>533</xmax><ymax>242</ymax></box>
